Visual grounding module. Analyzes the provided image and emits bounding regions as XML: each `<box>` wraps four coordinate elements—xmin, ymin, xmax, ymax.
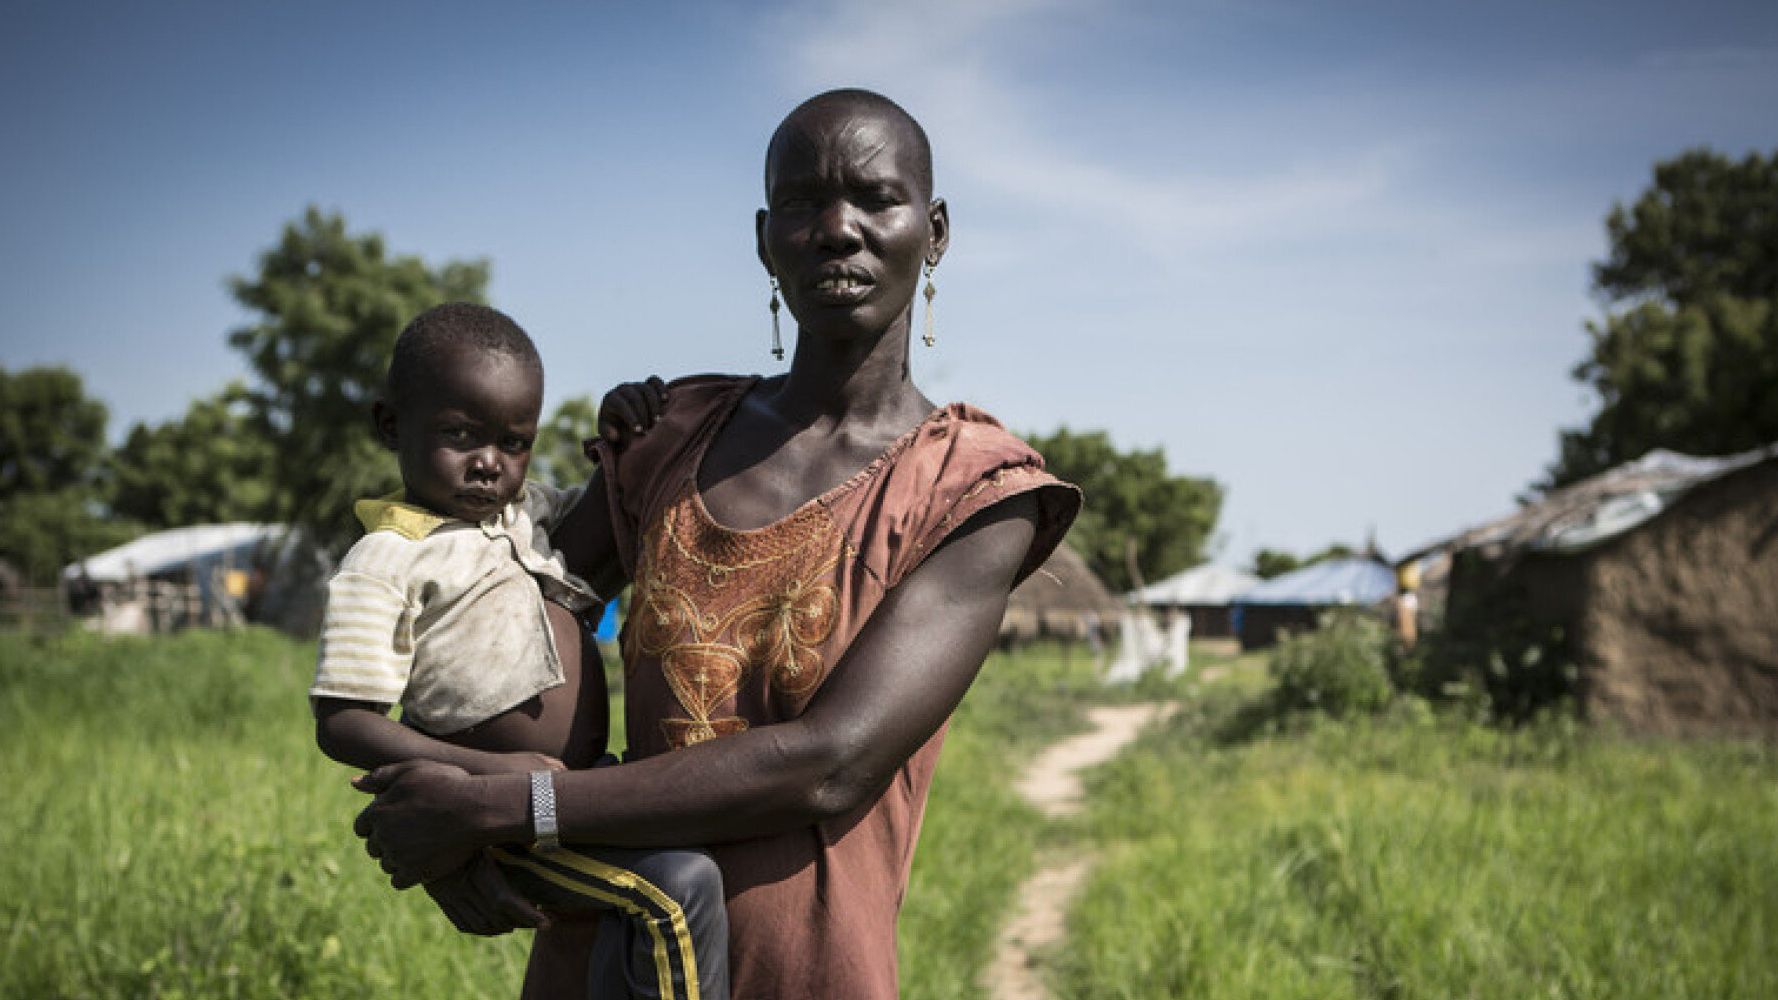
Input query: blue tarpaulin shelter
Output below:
<box><xmin>1232</xmin><ymin>557</ymin><xmax>1396</xmax><ymax>649</ymax></box>
<box><xmin>1236</xmin><ymin>557</ymin><xmax>1395</xmax><ymax>606</ymax></box>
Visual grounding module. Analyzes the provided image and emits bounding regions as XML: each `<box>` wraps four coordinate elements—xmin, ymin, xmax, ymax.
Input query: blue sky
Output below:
<box><xmin>5</xmin><ymin>0</ymin><xmax>1775</xmax><ymax>564</ymax></box>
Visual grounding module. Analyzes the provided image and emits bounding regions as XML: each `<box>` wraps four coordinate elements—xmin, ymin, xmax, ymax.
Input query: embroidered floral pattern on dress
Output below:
<box><xmin>628</xmin><ymin>493</ymin><xmax>846</xmax><ymax>748</ymax></box>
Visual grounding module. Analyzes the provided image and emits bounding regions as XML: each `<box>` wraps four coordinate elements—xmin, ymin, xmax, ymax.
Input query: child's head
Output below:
<box><xmin>373</xmin><ymin>302</ymin><xmax>544</xmax><ymax>522</ymax></box>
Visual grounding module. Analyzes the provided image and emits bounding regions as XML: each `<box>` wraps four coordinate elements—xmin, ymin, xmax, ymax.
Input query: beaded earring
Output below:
<box><xmin>769</xmin><ymin>276</ymin><xmax>784</xmax><ymax>360</ymax></box>
<box><xmin>921</xmin><ymin>261</ymin><xmax>938</xmax><ymax>347</ymax></box>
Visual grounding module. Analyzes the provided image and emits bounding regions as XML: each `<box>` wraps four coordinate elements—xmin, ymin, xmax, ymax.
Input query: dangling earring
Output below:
<box><xmin>769</xmin><ymin>276</ymin><xmax>784</xmax><ymax>360</ymax></box>
<box><xmin>921</xmin><ymin>261</ymin><xmax>937</xmax><ymax>347</ymax></box>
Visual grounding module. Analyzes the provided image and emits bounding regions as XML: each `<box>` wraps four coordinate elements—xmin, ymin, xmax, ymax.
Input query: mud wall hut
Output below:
<box><xmin>1437</xmin><ymin>445</ymin><xmax>1778</xmax><ymax>735</ymax></box>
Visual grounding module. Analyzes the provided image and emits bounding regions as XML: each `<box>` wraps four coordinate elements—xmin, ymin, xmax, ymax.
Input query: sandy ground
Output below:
<box><xmin>984</xmin><ymin>703</ymin><xmax>1178</xmax><ymax>1000</ymax></box>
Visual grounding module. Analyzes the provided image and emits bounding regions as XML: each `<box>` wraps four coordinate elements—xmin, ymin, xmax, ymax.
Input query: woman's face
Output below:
<box><xmin>756</xmin><ymin>105</ymin><xmax>948</xmax><ymax>345</ymax></box>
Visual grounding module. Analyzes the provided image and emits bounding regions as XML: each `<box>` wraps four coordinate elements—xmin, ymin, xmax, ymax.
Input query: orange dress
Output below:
<box><xmin>593</xmin><ymin>375</ymin><xmax>1079</xmax><ymax>999</ymax></box>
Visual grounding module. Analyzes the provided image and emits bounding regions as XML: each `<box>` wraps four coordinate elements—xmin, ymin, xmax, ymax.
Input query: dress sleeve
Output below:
<box><xmin>585</xmin><ymin>375</ymin><xmax>753</xmax><ymax>578</ymax></box>
<box><xmin>309</xmin><ymin>536</ymin><xmax>416</xmax><ymax>707</ymax></box>
<box><xmin>881</xmin><ymin>418</ymin><xmax>1082</xmax><ymax>590</ymax></box>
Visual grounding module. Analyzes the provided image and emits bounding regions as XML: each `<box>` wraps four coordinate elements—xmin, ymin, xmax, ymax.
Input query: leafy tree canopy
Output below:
<box><xmin>229</xmin><ymin>207</ymin><xmax>490</xmax><ymax>553</ymax></box>
<box><xmin>1250</xmin><ymin>543</ymin><xmax>1356</xmax><ymax>580</ymax></box>
<box><xmin>1026</xmin><ymin>427</ymin><xmax>1221</xmax><ymax>593</ymax></box>
<box><xmin>1593</xmin><ymin>150</ymin><xmax>1778</xmax><ymax>306</ymax></box>
<box><xmin>0</xmin><ymin>366</ymin><xmax>109</xmax><ymax>499</ymax></box>
<box><xmin>0</xmin><ymin>367</ymin><xmax>138</xmax><ymax>584</ymax></box>
<box><xmin>110</xmin><ymin>384</ymin><xmax>279</xmax><ymax>530</ymax></box>
<box><xmin>531</xmin><ymin>395</ymin><xmax>599</xmax><ymax>489</ymax></box>
<box><xmin>1542</xmin><ymin>149</ymin><xmax>1778</xmax><ymax>490</ymax></box>
<box><xmin>0</xmin><ymin>492</ymin><xmax>141</xmax><ymax>588</ymax></box>
<box><xmin>1251</xmin><ymin>548</ymin><xmax>1301</xmax><ymax>580</ymax></box>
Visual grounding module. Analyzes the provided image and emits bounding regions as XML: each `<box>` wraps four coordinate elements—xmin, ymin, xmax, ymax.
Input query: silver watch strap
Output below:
<box><xmin>530</xmin><ymin>770</ymin><xmax>560</xmax><ymax>851</ymax></box>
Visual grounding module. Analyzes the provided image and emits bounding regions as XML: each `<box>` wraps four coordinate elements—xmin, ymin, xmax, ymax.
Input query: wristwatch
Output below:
<box><xmin>529</xmin><ymin>770</ymin><xmax>560</xmax><ymax>851</ymax></box>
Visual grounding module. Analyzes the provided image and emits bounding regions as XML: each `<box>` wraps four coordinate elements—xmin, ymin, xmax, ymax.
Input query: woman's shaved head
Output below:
<box><xmin>766</xmin><ymin>89</ymin><xmax>934</xmax><ymax>202</ymax></box>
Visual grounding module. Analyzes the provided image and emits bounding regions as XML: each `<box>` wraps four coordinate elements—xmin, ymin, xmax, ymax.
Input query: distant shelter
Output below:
<box><xmin>1232</xmin><ymin>557</ymin><xmax>1395</xmax><ymax>650</ymax></box>
<box><xmin>63</xmin><ymin>523</ymin><xmax>320</xmax><ymax>635</ymax></box>
<box><xmin>1002</xmin><ymin>542</ymin><xmax>1122</xmax><ymax>644</ymax></box>
<box><xmin>1412</xmin><ymin>444</ymin><xmax>1778</xmax><ymax>735</ymax></box>
<box><xmin>1129</xmin><ymin>564</ymin><xmax>1260</xmax><ymax>640</ymax></box>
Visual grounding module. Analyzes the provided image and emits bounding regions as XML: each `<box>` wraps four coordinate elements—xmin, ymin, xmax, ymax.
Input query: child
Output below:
<box><xmin>310</xmin><ymin>302</ymin><xmax>726</xmax><ymax>1000</ymax></box>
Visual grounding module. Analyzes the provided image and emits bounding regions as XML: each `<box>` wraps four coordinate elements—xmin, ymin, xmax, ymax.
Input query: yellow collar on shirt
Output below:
<box><xmin>354</xmin><ymin>492</ymin><xmax>452</xmax><ymax>541</ymax></box>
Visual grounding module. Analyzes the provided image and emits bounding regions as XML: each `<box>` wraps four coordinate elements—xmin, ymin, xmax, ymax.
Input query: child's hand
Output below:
<box><xmin>593</xmin><ymin>376</ymin><xmax>668</xmax><ymax>450</ymax></box>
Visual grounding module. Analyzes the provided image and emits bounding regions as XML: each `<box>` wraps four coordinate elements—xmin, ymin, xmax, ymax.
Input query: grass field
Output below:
<box><xmin>1061</xmin><ymin>698</ymin><xmax>1778</xmax><ymax>999</ymax></box>
<box><xmin>3</xmin><ymin>629</ymin><xmax>1774</xmax><ymax>998</ymax></box>
<box><xmin>0</xmin><ymin>629</ymin><xmax>1094</xmax><ymax>999</ymax></box>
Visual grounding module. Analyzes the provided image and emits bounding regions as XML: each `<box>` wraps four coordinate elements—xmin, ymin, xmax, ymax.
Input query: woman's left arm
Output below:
<box><xmin>354</xmin><ymin>494</ymin><xmax>1040</xmax><ymax>887</ymax></box>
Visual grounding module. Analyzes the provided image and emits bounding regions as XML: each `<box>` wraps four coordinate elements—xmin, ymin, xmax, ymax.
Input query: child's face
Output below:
<box><xmin>375</xmin><ymin>345</ymin><xmax>542</xmax><ymax>522</ymax></box>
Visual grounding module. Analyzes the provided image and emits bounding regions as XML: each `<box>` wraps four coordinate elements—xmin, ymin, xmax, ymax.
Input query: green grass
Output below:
<box><xmin>1</xmin><ymin>628</ymin><xmax>536</xmax><ymax>998</ymax></box>
<box><xmin>6</xmin><ymin>630</ymin><xmax>1774</xmax><ymax>999</ymax></box>
<box><xmin>1060</xmin><ymin>703</ymin><xmax>1778</xmax><ymax>999</ymax></box>
<box><xmin>0</xmin><ymin>629</ymin><xmax>1095</xmax><ymax>999</ymax></box>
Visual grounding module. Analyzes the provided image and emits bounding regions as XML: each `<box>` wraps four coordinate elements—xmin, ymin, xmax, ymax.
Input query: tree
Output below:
<box><xmin>0</xmin><ymin>493</ymin><xmax>140</xmax><ymax>588</ymax></box>
<box><xmin>1542</xmin><ymin>150</ymin><xmax>1778</xmax><ymax>490</ymax></box>
<box><xmin>1250</xmin><ymin>542</ymin><xmax>1356</xmax><ymax>580</ymax></box>
<box><xmin>1252</xmin><ymin>548</ymin><xmax>1301</xmax><ymax>580</ymax></box>
<box><xmin>229</xmin><ymin>207</ymin><xmax>490</xmax><ymax>554</ymax></box>
<box><xmin>1593</xmin><ymin>150</ymin><xmax>1778</xmax><ymax>307</ymax></box>
<box><xmin>110</xmin><ymin>384</ymin><xmax>278</xmax><ymax>529</ymax></box>
<box><xmin>0</xmin><ymin>366</ymin><xmax>139</xmax><ymax>584</ymax></box>
<box><xmin>0</xmin><ymin>366</ymin><xmax>109</xmax><ymax>498</ymax></box>
<box><xmin>531</xmin><ymin>395</ymin><xmax>599</xmax><ymax>489</ymax></box>
<box><xmin>1026</xmin><ymin>427</ymin><xmax>1221</xmax><ymax>593</ymax></box>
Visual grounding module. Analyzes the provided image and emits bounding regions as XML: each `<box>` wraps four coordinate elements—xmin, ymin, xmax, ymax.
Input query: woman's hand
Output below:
<box><xmin>353</xmin><ymin>760</ymin><xmax>516</xmax><ymax>889</ymax></box>
<box><xmin>423</xmin><ymin>854</ymin><xmax>550</xmax><ymax>936</ymax></box>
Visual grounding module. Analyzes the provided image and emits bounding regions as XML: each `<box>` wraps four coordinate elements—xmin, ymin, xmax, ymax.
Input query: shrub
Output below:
<box><xmin>1269</xmin><ymin>610</ymin><xmax>1394</xmax><ymax>717</ymax></box>
<box><xmin>1392</xmin><ymin>623</ymin><xmax>1577</xmax><ymax>724</ymax></box>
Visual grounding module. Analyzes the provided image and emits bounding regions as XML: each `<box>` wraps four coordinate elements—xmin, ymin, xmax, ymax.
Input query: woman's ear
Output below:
<box><xmin>927</xmin><ymin>198</ymin><xmax>950</xmax><ymax>265</ymax></box>
<box><xmin>755</xmin><ymin>208</ymin><xmax>773</xmax><ymax>274</ymax></box>
<box><xmin>371</xmin><ymin>399</ymin><xmax>400</xmax><ymax>451</ymax></box>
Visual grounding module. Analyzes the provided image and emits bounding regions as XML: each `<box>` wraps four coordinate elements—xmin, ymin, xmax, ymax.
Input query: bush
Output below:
<box><xmin>1393</xmin><ymin>622</ymin><xmax>1578</xmax><ymax>725</ymax></box>
<box><xmin>1269</xmin><ymin>611</ymin><xmax>1395</xmax><ymax>717</ymax></box>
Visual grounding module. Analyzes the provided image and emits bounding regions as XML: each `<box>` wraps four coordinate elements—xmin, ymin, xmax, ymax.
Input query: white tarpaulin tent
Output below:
<box><xmin>65</xmin><ymin>523</ymin><xmax>285</xmax><ymax>583</ymax></box>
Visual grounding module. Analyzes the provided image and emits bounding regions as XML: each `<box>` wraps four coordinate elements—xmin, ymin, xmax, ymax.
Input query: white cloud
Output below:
<box><xmin>768</xmin><ymin>0</ymin><xmax>1426</xmax><ymax>267</ymax></box>
<box><xmin>756</xmin><ymin>0</ymin><xmax>1771</xmax><ymax>556</ymax></box>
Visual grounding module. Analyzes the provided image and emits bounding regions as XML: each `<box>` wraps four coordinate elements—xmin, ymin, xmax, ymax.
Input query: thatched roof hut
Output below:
<box><xmin>1002</xmin><ymin>542</ymin><xmax>1122</xmax><ymax>642</ymax></box>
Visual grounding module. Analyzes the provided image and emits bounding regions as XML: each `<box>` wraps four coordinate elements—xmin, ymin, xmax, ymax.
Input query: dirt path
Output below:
<box><xmin>984</xmin><ymin>703</ymin><xmax>1178</xmax><ymax>1000</ymax></box>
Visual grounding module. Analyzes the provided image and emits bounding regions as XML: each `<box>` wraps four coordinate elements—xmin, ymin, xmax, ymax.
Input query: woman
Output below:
<box><xmin>355</xmin><ymin>88</ymin><xmax>1080</xmax><ymax>999</ymax></box>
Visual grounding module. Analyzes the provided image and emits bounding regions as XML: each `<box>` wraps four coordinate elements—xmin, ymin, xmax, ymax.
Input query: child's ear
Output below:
<box><xmin>371</xmin><ymin>400</ymin><xmax>400</xmax><ymax>451</ymax></box>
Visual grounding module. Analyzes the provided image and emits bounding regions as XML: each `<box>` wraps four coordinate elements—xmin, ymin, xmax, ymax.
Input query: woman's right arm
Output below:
<box><xmin>354</xmin><ymin>494</ymin><xmax>1043</xmax><ymax>886</ymax></box>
